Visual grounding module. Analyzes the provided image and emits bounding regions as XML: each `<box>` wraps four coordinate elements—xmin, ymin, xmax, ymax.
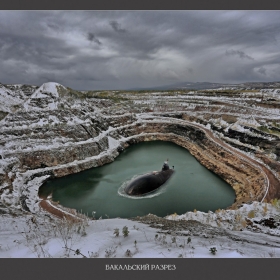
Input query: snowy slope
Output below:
<box><xmin>23</xmin><ymin>82</ymin><xmax>67</xmax><ymax>111</ymax></box>
<box><xmin>30</xmin><ymin>82</ymin><xmax>63</xmax><ymax>99</ymax></box>
<box><xmin>1</xmin><ymin>201</ymin><xmax>280</xmax><ymax>258</ymax></box>
<box><xmin>0</xmin><ymin>84</ymin><xmax>23</xmax><ymax>113</ymax></box>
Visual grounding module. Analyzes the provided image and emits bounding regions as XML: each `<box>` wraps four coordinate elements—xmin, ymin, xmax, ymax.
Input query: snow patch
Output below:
<box><xmin>31</xmin><ymin>82</ymin><xmax>65</xmax><ymax>99</ymax></box>
<box><xmin>108</xmin><ymin>136</ymin><xmax>120</xmax><ymax>149</ymax></box>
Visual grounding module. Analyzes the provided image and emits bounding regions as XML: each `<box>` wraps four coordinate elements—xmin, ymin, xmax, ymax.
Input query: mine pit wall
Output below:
<box><xmin>4</xmin><ymin>136</ymin><xmax>109</xmax><ymax>171</ymax></box>
<box><xmin>2</xmin><ymin>121</ymin><xmax>269</xmax><ymax>212</ymax></box>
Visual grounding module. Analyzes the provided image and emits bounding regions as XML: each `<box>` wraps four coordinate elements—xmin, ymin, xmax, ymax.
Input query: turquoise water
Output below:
<box><xmin>39</xmin><ymin>141</ymin><xmax>235</xmax><ymax>218</ymax></box>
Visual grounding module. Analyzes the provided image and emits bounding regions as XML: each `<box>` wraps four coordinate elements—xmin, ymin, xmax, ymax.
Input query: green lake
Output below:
<box><xmin>39</xmin><ymin>141</ymin><xmax>236</xmax><ymax>218</ymax></box>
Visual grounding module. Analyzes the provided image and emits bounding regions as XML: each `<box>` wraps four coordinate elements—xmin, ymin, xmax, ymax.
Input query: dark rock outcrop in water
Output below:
<box><xmin>125</xmin><ymin>162</ymin><xmax>174</xmax><ymax>196</ymax></box>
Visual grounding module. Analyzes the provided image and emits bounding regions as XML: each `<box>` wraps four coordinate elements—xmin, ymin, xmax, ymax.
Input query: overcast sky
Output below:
<box><xmin>0</xmin><ymin>10</ymin><xmax>280</xmax><ymax>90</ymax></box>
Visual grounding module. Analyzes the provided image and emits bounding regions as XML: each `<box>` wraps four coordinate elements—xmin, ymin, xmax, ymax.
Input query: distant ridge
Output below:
<box><xmin>128</xmin><ymin>81</ymin><xmax>280</xmax><ymax>91</ymax></box>
<box><xmin>127</xmin><ymin>81</ymin><xmax>236</xmax><ymax>91</ymax></box>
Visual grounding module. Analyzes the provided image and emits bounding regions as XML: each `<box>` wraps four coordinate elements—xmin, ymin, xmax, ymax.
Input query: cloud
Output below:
<box><xmin>257</xmin><ymin>66</ymin><xmax>267</xmax><ymax>75</ymax></box>
<box><xmin>225</xmin><ymin>49</ymin><xmax>254</xmax><ymax>60</ymax></box>
<box><xmin>109</xmin><ymin>21</ymin><xmax>126</xmax><ymax>33</ymax></box>
<box><xmin>86</xmin><ymin>32</ymin><xmax>102</xmax><ymax>45</ymax></box>
<box><xmin>0</xmin><ymin>10</ymin><xmax>280</xmax><ymax>89</ymax></box>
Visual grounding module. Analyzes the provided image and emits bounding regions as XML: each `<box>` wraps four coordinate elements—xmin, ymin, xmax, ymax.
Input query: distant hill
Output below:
<box><xmin>128</xmin><ymin>81</ymin><xmax>236</xmax><ymax>91</ymax></box>
<box><xmin>239</xmin><ymin>81</ymin><xmax>280</xmax><ymax>89</ymax></box>
<box><xmin>128</xmin><ymin>81</ymin><xmax>280</xmax><ymax>91</ymax></box>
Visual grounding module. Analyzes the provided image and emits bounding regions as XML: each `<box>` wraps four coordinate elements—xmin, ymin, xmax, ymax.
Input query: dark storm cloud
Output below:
<box><xmin>86</xmin><ymin>32</ymin><xmax>102</xmax><ymax>45</ymax></box>
<box><xmin>225</xmin><ymin>49</ymin><xmax>254</xmax><ymax>60</ymax></box>
<box><xmin>0</xmin><ymin>10</ymin><xmax>280</xmax><ymax>89</ymax></box>
<box><xmin>109</xmin><ymin>21</ymin><xmax>126</xmax><ymax>33</ymax></box>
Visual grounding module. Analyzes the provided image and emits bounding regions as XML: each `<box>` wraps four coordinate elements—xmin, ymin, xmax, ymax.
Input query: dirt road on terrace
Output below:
<box><xmin>39</xmin><ymin>200</ymin><xmax>83</xmax><ymax>221</ymax></box>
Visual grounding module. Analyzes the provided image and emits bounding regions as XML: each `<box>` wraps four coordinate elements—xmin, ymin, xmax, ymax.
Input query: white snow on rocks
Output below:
<box><xmin>0</xmin><ymin>85</ymin><xmax>23</xmax><ymax>113</ymax></box>
<box><xmin>23</xmin><ymin>82</ymin><xmax>66</xmax><ymax>111</ymax></box>
<box><xmin>30</xmin><ymin>82</ymin><xmax>65</xmax><ymax>99</ymax></box>
<box><xmin>108</xmin><ymin>136</ymin><xmax>120</xmax><ymax>150</ymax></box>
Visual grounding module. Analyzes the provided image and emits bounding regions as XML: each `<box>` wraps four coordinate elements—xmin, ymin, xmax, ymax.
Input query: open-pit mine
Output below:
<box><xmin>1</xmin><ymin>82</ymin><xmax>280</xmax><ymax>218</ymax></box>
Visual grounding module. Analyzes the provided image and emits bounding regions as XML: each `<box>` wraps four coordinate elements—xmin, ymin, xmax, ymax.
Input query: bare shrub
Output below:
<box><xmin>22</xmin><ymin>214</ymin><xmax>89</xmax><ymax>258</ymax></box>
<box><xmin>53</xmin><ymin>217</ymin><xmax>88</xmax><ymax>257</ymax></box>
<box><xmin>22</xmin><ymin>216</ymin><xmax>53</xmax><ymax>258</ymax></box>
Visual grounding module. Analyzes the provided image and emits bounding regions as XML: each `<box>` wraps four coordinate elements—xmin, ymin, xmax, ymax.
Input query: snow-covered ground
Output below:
<box><xmin>1</xmin><ymin>201</ymin><xmax>280</xmax><ymax>258</ymax></box>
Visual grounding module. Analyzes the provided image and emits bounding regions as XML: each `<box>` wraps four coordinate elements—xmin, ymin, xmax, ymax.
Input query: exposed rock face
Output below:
<box><xmin>6</xmin><ymin>136</ymin><xmax>108</xmax><ymax>170</ymax></box>
<box><xmin>224</xmin><ymin>127</ymin><xmax>280</xmax><ymax>157</ymax></box>
<box><xmin>0</xmin><ymin>82</ymin><xmax>280</xmax><ymax>214</ymax></box>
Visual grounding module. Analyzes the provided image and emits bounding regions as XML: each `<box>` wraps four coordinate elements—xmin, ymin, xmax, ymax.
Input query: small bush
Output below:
<box><xmin>263</xmin><ymin>204</ymin><xmax>268</xmax><ymax>215</ymax></box>
<box><xmin>271</xmin><ymin>199</ymin><xmax>280</xmax><ymax>208</ymax></box>
<box><xmin>122</xmin><ymin>226</ymin><xmax>129</xmax><ymax>237</ymax></box>
<box><xmin>105</xmin><ymin>247</ymin><xmax>116</xmax><ymax>258</ymax></box>
<box><xmin>248</xmin><ymin>210</ymin><xmax>255</xmax><ymax>218</ymax></box>
<box><xmin>125</xmin><ymin>249</ymin><xmax>132</xmax><ymax>257</ymax></box>
<box><xmin>114</xmin><ymin>228</ymin><xmax>120</xmax><ymax>237</ymax></box>
<box><xmin>209</xmin><ymin>247</ymin><xmax>217</xmax><ymax>255</ymax></box>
